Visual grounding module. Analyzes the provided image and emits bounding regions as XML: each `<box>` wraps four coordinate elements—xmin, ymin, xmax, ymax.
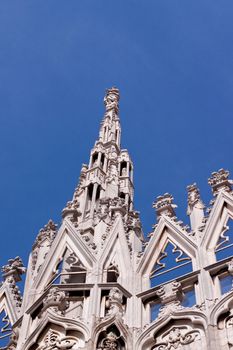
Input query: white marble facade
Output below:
<box><xmin>1</xmin><ymin>88</ymin><xmax>233</xmax><ymax>349</ymax></box>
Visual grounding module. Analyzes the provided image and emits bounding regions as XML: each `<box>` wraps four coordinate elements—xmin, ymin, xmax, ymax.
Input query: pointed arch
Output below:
<box><xmin>106</xmin><ymin>263</ymin><xmax>119</xmax><ymax>283</ymax></box>
<box><xmin>0</xmin><ymin>285</ymin><xmax>19</xmax><ymax>324</ymax></box>
<box><xmin>99</xmin><ymin>216</ymin><xmax>132</xmax><ymax>288</ymax></box>
<box><xmin>135</xmin><ymin>312</ymin><xmax>208</xmax><ymax>350</ymax></box>
<box><xmin>0</xmin><ymin>308</ymin><xmax>12</xmax><ymax>349</ymax></box>
<box><xmin>210</xmin><ymin>289</ymin><xmax>233</xmax><ymax>325</ymax></box>
<box><xmin>137</xmin><ymin>216</ymin><xmax>197</xmax><ymax>290</ymax></box>
<box><xmin>150</xmin><ymin>239</ymin><xmax>192</xmax><ymax>287</ymax></box>
<box><xmin>201</xmin><ymin>191</ymin><xmax>233</xmax><ymax>265</ymax></box>
<box><xmin>32</xmin><ymin>220</ymin><xmax>96</xmax><ymax>293</ymax></box>
<box><xmin>209</xmin><ymin>291</ymin><xmax>233</xmax><ymax>350</ymax></box>
<box><xmin>93</xmin><ymin>317</ymin><xmax>132</xmax><ymax>350</ymax></box>
<box><xmin>24</xmin><ymin>310</ymin><xmax>89</xmax><ymax>350</ymax></box>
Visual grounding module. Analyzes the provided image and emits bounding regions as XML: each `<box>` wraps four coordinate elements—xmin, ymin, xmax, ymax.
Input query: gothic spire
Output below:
<box><xmin>98</xmin><ymin>87</ymin><xmax>121</xmax><ymax>148</ymax></box>
<box><xmin>61</xmin><ymin>88</ymin><xmax>139</xmax><ymax>252</ymax></box>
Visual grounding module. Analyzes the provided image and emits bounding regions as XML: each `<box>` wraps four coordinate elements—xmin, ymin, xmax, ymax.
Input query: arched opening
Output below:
<box><xmin>129</xmin><ymin>164</ymin><xmax>132</xmax><ymax>179</ymax></box>
<box><xmin>150</xmin><ymin>240</ymin><xmax>192</xmax><ymax>287</ymax></box>
<box><xmin>85</xmin><ymin>183</ymin><xmax>94</xmax><ymax>215</ymax></box>
<box><xmin>96</xmin><ymin>185</ymin><xmax>101</xmax><ymax>201</ymax></box>
<box><xmin>119</xmin><ymin>192</ymin><xmax>126</xmax><ymax>201</ymax></box>
<box><xmin>92</xmin><ymin>152</ymin><xmax>98</xmax><ymax>167</ymax></box>
<box><xmin>120</xmin><ymin>161</ymin><xmax>127</xmax><ymax>176</ymax></box>
<box><xmin>96</xmin><ymin>324</ymin><xmax>126</xmax><ymax>350</ymax></box>
<box><xmin>100</xmin><ymin>153</ymin><xmax>105</xmax><ymax>168</ymax></box>
<box><xmin>0</xmin><ymin>310</ymin><xmax>12</xmax><ymax>349</ymax></box>
<box><xmin>63</xmin><ymin>251</ymin><xmax>87</xmax><ymax>284</ymax></box>
<box><xmin>107</xmin><ymin>264</ymin><xmax>119</xmax><ymax>283</ymax></box>
<box><xmin>104</xmin><ymin>127</ymin><xmax>108</xmax><ymax>141</ymax></box>
<box><xmin>88</xmin><ymin>183</ymin><xmax>94</xmax><ymax>200</ymax></box>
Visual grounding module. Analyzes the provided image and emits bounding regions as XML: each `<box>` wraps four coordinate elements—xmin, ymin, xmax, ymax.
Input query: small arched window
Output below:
<box><xmin>92</xmin><ymin>152</ymin><xmax>98</xmax><ymax>167</ymax></box>
<box><xmin>100</xmin><ymin>153</ymin><xmax>105</xmax><ymax>168</ymax></box>
<box><xmin>107</xmin><ymin>264</ymin><xmax>119</xmax><ymax>282</ymax></box>
<box><xmin>96</xmin><ymin>324</ymin><xmax>125</xmax><ymax>350</ymax></box>
<box><xmin>150</xmin><ymin>240</ymin><xmax>192</xmax><ymax>287</ymax></box>
<box><xmin>120</xmin><ymin>161</ymin><xmax>127</xmax><ymax>176</ymax></box>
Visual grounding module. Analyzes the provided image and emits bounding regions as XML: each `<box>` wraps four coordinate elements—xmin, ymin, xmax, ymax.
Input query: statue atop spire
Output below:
<box><xmin>104</xmin><ymin>87</ymin><xmax>120</xmax><ymax>114</ymax></box>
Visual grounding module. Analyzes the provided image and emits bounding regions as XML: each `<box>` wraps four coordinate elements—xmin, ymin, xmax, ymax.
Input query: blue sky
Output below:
<box><xmin>1</xmin><ymin>1</ymin><xmax>233</xmax><ymax>269</ymax></box>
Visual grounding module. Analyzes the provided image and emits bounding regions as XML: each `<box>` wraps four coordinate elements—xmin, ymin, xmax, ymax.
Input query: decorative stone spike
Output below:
<box><xmin>32</xmin><ymin>219</ymin><xmax>57</xmax><ymax>250</ymax></box>
<box><xmin>208</xmin><ymin>168</ymin><xmax>232</xmax><ymax>195</ymax></box>
<box><xmin>153</xmin><ymin>193</ymin><xmax>177</xmax><ymax>219</ymax></box>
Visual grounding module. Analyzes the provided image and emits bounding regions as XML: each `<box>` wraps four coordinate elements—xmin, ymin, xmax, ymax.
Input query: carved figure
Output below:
<box><xmin>42</xmin><ymin>287</ymin><xmax>69</xmax><ymax>315</ymax></box>
<box><xmin>106</xmin><ymin>287</ymin><xmax>124</xmax><ymax>317</ymax></box>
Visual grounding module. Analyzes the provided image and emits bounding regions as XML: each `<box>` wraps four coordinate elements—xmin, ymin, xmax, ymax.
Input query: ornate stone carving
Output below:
<box><xmin>94</xmin><ymin>198</ymin><xmax>111</xmax><ymax>225</ymax></box>
<box><xmin>106</xmin><ymin>160</ymin><xmax>119</xmax><ymax>185</ymax></box>
<box><xmin>208</xmin><ymin>168</ymin><xmax>232</xmax><ymax>195</ymax></box>
<box><xmin>224</xmin><ymin>312</ymin><xmax>233</xmax><ymax>347</ymax></box>
<box><xmin>156</xmin><ymin>281</ymin><xmax>183</xmax><ymax>304</ymax></box>
<box><xmin>7</xmin><ymin>328</ymin><xmax>19</xmax><ymax>350</ymax></box>
<box><xmin>33</xmin><ymin>220</ymin><xmax>57</xmax><ymax>251</ymax></box>
<box><xmin>1</xmin><ymin>256</ymin><xmax>26</xmax><ymax>313</ymax></box>
<box><xmin>32</xmin><ymin>220</ymin><xmax>57</xmax><ymax>273</ymax></box>
<box><xmin>62</xmin><ymin>199</ymin><xmax>82</xmax><ymax>221</ymax></box>
<box><xmin>109</xmin><ymin>197</ymin><xmax>127</xmax><ymax>216</ymax></box>
<box><xmin>153</xmin><ymin>327</ymin><xmax>200</xmax><ymax>350</ymax></box>
<box><xmin>5</xmin><ymin>276</ymin><xmax>23</xmax><ymax>311</ymax></box>
<box><xmin>41</xmin><ymin>287</ymin><xmax>69</xmax><ymax>315</ymax></box>
<box><xmin>155</xmin><ymin>281</ymin><xmax>184</xmax><ymax>318</ymax></box>
<box><xmin>153</xmin><ymin>194</ymin><xmax>177</xmax><ymax>219</ymax></box>
<box><xmin>127</xmin><ymin>210</ymin><xmax>142</xmax><ymax>232</ymax></box>
<box><xmin>2</xmin><ymin>256</ymin><xmax>26</xmax><ymax>281</ymax></box>
<box><xmin>227</xmin><ymin>258</ymin><xmax>233</xmax><ymax>276</ymax></box>
<box><xmin>97</xmin><ymin>331</ymin><xmax>120</xmax><ymax>350</ymax></box>
<box><xmin>37</xmin><ymin>330</ymin><xmax>78</xmax><ymax>350</ymax></box>
<box><xmin>106</xmin><ymin>287</ymin><xmax>124</xmax><ymax>317</ymax></box>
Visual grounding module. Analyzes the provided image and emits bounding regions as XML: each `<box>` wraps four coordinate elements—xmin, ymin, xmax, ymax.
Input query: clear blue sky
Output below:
<box><xmin>1</xmin><ymin>1</ymin><xmax>233</xmax><ymax>269</ymax></box>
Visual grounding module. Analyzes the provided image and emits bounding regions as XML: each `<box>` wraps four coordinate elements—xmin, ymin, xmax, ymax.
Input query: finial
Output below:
<box><xmin>104</xmin><ymin>87</ymin><xmax>120</xmax><ymax>113</ymax></box>
<box><xmin>153</xmin><ymin>193</ymin><xmax>177</xmax><ymax>219</ymax></box>
<box><xmin>1</xmin><ymin>256</ymin><xmax>26</xmax><ymax>282</ymax></box>
<box><xmin>33</xmin><ymin>219</ymin><xmax>57</xmax><ymax>249</ymax></box>
<box><xmin>208</xmin><ymin>168</ymin><xmax>232</xmax><ymax>195</ymax></box>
